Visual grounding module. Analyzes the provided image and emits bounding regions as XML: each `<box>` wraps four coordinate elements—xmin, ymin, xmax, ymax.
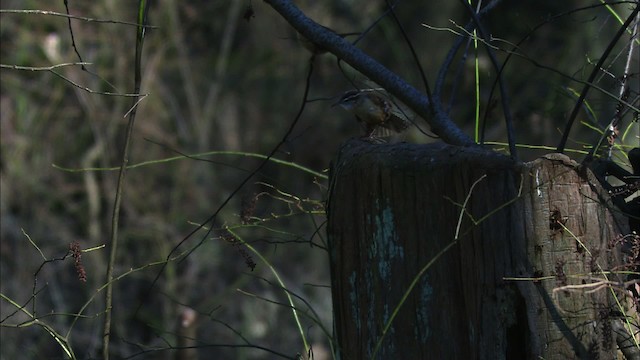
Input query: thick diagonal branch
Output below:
<box><xmin>264</xmin><ymin>0</ymin><xmax>475</xmax><ymax>147</ymax></box>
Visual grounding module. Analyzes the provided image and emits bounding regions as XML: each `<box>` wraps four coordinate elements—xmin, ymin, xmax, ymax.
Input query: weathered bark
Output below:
<box><xmin>327</xmin><ymin>140</ymin><xmax>626</xmax><ymax>359</ymax></box>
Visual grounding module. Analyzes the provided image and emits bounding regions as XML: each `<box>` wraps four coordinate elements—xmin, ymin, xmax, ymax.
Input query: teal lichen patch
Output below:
<box><xmin>363</xmin><ymin>201</ymin><xmax>405</xmax><ymax>355</ymax></box>
<box><xmin>415</xmin><ymin>277</ymin><xmax>433</xmax><ymax>343</ymax></box>
<box><xmin>364</xmin><ymin>268</ymin><xmax>377</xmax><ymax>357</ymax></box>
<box><xmin>367</xmin><ymin>201</ymin><xmax>404</xmax><ymax>283</ymax></box>
<box><xmin>348</xmin><ymin>272</ymin><xmax>362</xmax><ymax>332</ymax></box>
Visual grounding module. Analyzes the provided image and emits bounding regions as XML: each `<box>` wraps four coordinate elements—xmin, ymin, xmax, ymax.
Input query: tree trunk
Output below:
<box><xmin>327</xmin><ymin>140</ymin><xmax>626</xmax><ymax>359</ymax></box>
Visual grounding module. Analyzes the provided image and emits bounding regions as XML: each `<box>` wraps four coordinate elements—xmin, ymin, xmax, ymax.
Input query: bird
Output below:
<box><xmin>334</xmin><ymin>89</ymin><xmax>414</xmax><ymax>137</ymax></box>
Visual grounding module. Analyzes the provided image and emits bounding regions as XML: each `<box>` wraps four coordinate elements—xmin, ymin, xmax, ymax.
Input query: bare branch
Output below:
<box><xmin>264</xmin><ymin>0</ymin><xmax>475</xmax><ymax>147</ymax></box>
<box><xmin>0</xmin><ymin>9</ymin><xmax>157</xmax><ymax>28</ymax></box>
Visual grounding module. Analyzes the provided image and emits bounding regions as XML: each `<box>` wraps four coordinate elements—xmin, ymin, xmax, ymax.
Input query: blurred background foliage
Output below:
<box><xmin>0</xmin><ymin>0</ymin><xmax>637</xmax><ymax>359</ymax></box>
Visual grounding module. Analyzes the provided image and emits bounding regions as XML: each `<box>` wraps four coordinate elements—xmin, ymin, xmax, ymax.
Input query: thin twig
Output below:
<box><xmin>557</xmin><ymin>4</ymin><xmax>639</xmax><ymax>153</ymax></box>
<box><xmin>1</xmin><ymin>63</ymin><xmax>145</xmax><ymax>97</ymax></box>
<box><xmin>0</xmin><ymin>9</ymin><xmax>157</xmax><ymax>28</ymax></box>
<box><xmin>135</xmin><ymin>46</ymin><xmax>318</xmax><ymax>327</ymax></box>
<box><xmin>460</xmin><ymin>0</ymin><xmax>517</xmax><ymax>160</ymax></box>
<box><xmin>371</xmin><ymin>174</ymin><xmax>488</xmax><ymax>359</ymax></box>
<box><xmin>102</xmin><ymin>2</ymin><xmax>150</xmax><ymax>359</ymax></box>
<box><xmin>384</xmin><ymin>0</ymin><xmax>433</xmax><ymax>110</ymax></box>
<box><xmin>602</xmin><ymin>10</ymin><xmax>639</xmax><ymax>161</ymax></box>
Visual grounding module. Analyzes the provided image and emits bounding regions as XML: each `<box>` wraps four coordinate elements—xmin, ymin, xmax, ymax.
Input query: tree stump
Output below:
<box><xmin>327</xmin><ymin>140</ymin><xmax>626</xmax><ymax>359</ymax></box>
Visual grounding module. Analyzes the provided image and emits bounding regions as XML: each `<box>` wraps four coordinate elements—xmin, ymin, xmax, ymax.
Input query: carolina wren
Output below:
<box><xmin>335</xmin><ymin>90</ymin><xmax>413</xmax><ymax>137</ymax></box>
